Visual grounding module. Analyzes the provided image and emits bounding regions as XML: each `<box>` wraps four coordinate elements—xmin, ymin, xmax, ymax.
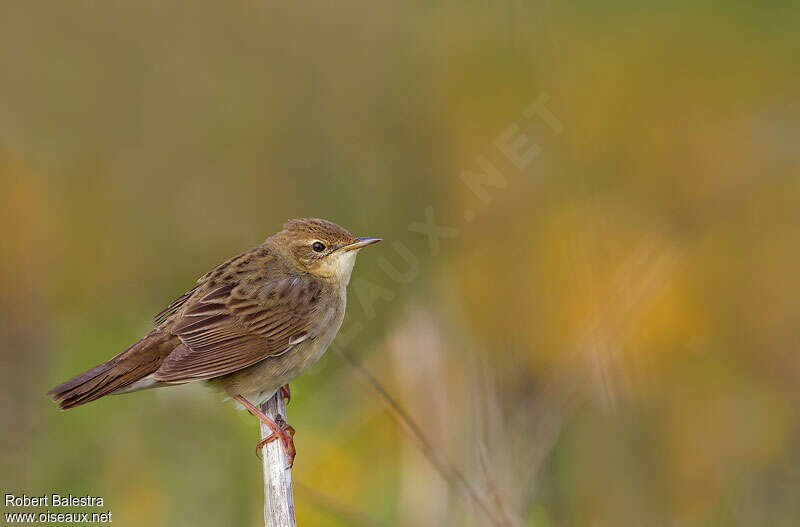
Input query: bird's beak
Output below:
<box><xmin>342</xmin><ymin>237</ymin><xmax>382</xmax><ymax>252</ymax></box>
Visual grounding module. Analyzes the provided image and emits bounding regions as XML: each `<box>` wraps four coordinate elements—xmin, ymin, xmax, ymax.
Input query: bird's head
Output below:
<box><xmin>274</xmin><ymin>218</ymin><xmax>381</xmax><ymax>284</ymax></box>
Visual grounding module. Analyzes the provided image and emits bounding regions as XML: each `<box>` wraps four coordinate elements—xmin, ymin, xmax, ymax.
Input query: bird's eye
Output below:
<box><xmin>312</xmin><ymin>241</ymin><xmax>326</xmax><ymax>253</ymax></box>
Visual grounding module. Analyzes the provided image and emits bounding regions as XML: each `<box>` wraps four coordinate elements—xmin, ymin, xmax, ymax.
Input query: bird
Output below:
<box><xmin>48</xmin><ymin>218</ymin><xmax>381</xmax><ymax>466</ymax></box>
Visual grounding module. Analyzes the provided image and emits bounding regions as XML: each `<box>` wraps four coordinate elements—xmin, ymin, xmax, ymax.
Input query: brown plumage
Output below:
<box><xmin>48</xmin><ymin>218</ymin><xmax>381</xmax><ymax>422</ymax></box>
<box><xmin>47</xmin><ymin>330</ymin><xmax>179</xmax><ymax>409</ymax></box>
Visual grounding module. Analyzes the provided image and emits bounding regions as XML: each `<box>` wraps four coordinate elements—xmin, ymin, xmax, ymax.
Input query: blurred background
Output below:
<box><xmin>2</xmin><ymin>1</ymin><xmax>799</xmax><ymax>526</ymax></box>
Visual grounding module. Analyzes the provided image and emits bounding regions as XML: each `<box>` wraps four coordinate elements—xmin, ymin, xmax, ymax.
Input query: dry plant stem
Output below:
<box><xmin>335</xmin><ymin>346</ymin><xmax>512</xmax><ymax>527</ymax></box>
<box><xmin>259</xmin><ymin>392</ymin><xmax>297</xmax><ymax>527</ymax></box>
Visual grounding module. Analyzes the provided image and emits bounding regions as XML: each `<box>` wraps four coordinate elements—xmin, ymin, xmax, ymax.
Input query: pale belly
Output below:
<box><xmin>211</xmin><ymin>297</ymin><xmax>344</xmax><ymax>405</ymax></box>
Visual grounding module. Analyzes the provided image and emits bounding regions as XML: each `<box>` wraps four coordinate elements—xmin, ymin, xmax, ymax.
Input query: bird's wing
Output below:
<box><xmin>153</xmin><ymin>285</ymin><xmax>200</xmax><ymax>324</ymax></box>
<box><xmin>153</xmin><ymin>275</ymin><xmax>323</xmax><ymax>382</ymax></box>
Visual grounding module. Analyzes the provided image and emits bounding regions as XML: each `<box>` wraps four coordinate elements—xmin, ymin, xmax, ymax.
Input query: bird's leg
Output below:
<box><xmin>256</xmin><ymin>415</ymin><xmax>295</xmax><ymax>457</ymax></box>
<box><xmin>279</xmin><ymin>384</ymin><xmax>291</xmax><ymax>405</ymax></box>
<box><xmin>234</xmin><ymin>395</ymin><xmax>296</xmax><ymax>468</ymax></box>
<box><xmin>256</xmin><ymin>416</ymin><xmax>296</xmax><ymax>467</ymax></box>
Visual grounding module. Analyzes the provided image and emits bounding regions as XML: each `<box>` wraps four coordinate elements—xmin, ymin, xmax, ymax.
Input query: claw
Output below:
<box><xmin>279</xmin><ymin>384</ymin><xmax>291</xmax><ymax>405</ymax></box>
<box><xmin>235</xmin><ymin>395</ymin><xmax>297</xmax><ymax>468</ymax></box>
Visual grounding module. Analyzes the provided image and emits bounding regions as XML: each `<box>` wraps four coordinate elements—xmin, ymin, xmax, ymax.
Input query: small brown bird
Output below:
<box><xmin>48</xmin><ymin>218</ymin><xmax>381</xmax><ymax>466</ymax></box>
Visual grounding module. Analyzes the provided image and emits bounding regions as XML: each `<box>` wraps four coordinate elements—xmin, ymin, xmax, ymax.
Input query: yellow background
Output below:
<box><xmin>2</xmin><ymin>2</ymin><xmax>799</xmax><ymax>525</ymax></box>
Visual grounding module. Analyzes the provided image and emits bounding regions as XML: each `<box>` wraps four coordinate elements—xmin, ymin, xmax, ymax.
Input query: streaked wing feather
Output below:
<box><xmin>154</xmin><ymin>285</ymin><xmax>200</xmax><ymax>324</ymax></box>
<box><xmin>154</xmin><ymin>276</ymin><xmax>322</xmax><ymax>382</ymax></box>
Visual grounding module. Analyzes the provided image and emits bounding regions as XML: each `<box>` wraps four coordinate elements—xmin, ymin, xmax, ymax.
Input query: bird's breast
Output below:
<box><xmin>214</xmin><ymin>288</ymin><xmax>346</xmax><ymax>400</ymax></box>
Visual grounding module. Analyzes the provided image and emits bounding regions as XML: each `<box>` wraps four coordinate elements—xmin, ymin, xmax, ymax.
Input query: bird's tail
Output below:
<box><xmin>48</xmin><ymin>330</ymin><xmax>178</xmax><ymax>410</ymax></box>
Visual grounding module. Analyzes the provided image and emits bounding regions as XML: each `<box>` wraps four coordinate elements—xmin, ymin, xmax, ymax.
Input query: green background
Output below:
<box><xmin>2</xmin><ymin>1</ymin><xmax>799</xmax><ymax>525</ymax></box>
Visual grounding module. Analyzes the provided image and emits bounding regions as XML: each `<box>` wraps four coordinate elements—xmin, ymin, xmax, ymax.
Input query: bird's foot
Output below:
<box><xmin>234</xmin><ymin>395</ymin><xmax>297</xmax><ymax>468</ymax></box>
<box><xmin>279</xmin><ymin>384</ymin><xmax>291</xmax><ymax>405</ymax></box>
<box><xmin>256</xmin><ymin>414</ymin><xmax>296</xmax><ymax>466</ymax></box>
